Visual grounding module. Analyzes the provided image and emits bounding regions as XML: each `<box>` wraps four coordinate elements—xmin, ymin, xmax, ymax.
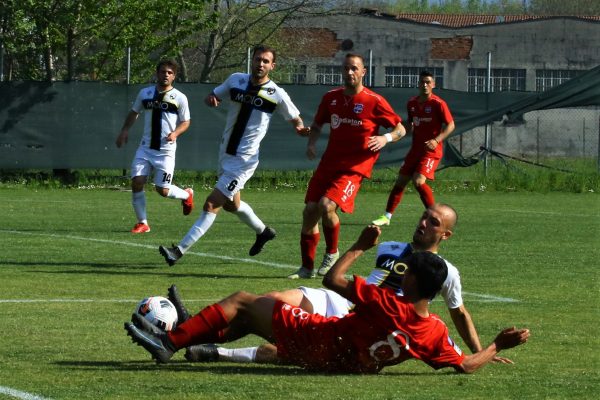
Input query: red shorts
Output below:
<box><xmin>272</xmin><ymin>301</ymin><xmax>341</xmax><ymax>370</ymax></box>
<box><xmin>399</xmin><ymin>151</ymin><xmax>441</xmax><ymax>180</ymax></box>
<box><xmin>305</xmin><ymin>169</ymin><xmax>363</xmax><ymax>213</ymax></box>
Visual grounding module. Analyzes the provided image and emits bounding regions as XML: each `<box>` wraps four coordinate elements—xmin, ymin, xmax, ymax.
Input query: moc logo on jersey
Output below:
<box><xmin>266</xmin><ymin>87</ymin><xmax>276</xmax><ymax>95</ymax></box>
<box><xmin>353</xmin><ymin>103</ymin><xmax>364</xmax><ymax>114</ymax></box>
<box><xmin>230</xmin><ymin>88</ymin><xmax>276</xmax><ymax>113</ymax></box>
<box><xmin>330</xmin><ymin>99</ymin><xmax>337</xmax><ymax>106</ymax></box>
<box><xmin>331</xmin><ymin>114</ymin><xmax>363</xmax><ymax>130</ymax></box>
<box><xmin>425</xmin><ymin>106</ymin><xmax>432</xmax><ymax>113</ymax></box>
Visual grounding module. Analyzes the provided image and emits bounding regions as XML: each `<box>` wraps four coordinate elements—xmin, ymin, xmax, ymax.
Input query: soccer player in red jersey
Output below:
<box><xmin>372</xmin><ymin>70</ymin><xmax>455</xmax><ymax>227</ymax></box>
<box><xmin>289</xmin><ymin>53</ymin><xmax>406</xmax><ymax>279</ymax></box>
<box><xmin>125</xmin><ymin>225</ymin><xmax>530</xmax><ymax>373</ymax></box>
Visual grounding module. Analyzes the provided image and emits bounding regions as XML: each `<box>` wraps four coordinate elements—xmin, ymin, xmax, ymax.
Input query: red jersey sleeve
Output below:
<box><xmin>372</xmin><ymin>96</ymin><xmax>402</xmax><ymax>129</ymax></box>
<box><xmin>437</xmin><ymin>98</ymin><xmax>454</xmax><ymax>125</ymax></box>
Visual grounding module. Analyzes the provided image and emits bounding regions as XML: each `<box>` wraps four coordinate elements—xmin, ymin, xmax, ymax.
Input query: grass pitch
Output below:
<box><xmin>1</xmin><ymin>186</ymin><xmax>598</xmax><ymax>399</ymax></box>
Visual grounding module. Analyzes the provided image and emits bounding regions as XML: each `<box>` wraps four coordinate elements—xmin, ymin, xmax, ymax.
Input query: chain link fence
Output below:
<box><xmin>448</xmin><ymin>106</ymin><xmax>600</xmax><ymax>171</ymax></box>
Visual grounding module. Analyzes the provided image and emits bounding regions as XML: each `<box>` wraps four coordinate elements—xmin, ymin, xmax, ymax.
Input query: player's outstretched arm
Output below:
<box><xmin>323</xmin><ymin>225</ymin><xmax>381</xmax><ymax>299</ymax></box>
<box><xmin>457</xmin><ymin>327</ymin><xmax>529</xmax><ymax>373</ymax></box>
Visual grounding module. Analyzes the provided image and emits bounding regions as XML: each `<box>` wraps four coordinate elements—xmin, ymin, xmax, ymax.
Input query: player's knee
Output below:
<box><xmin>155</xmin><ymin>186</ymin><xmax>169</xmax><ymax>197</ymax></box>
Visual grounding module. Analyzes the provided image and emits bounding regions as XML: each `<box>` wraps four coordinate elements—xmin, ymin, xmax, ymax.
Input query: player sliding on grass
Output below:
<box><xmin>372</xmin><ymin>70</ymin><xmax>455</xmax><ymax>227</ymax></box>
<box><xmin>126</xmin><ymin>225</ymin><xmax>529</xmax><ymax>373</ymax></box>
<box><xmin>182</xmin><ymin>203</ymin><xmax>512</xmax><ymax>365</ymax></box>
<box><xmin>115</xmin><ymin>59</ymin><xmax>193</xmax><ymax>234</ymax></box>
<box><xmin>158</xmin><ymin>45</ymin><xmax>309</xmax><ymax>265</ymax></box>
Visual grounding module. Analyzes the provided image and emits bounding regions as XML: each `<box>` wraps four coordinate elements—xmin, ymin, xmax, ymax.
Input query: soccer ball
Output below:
<box><xmin>136</xmin><ymin>296</ymin><xmax>178</xmax><ymax>331</ymax></box>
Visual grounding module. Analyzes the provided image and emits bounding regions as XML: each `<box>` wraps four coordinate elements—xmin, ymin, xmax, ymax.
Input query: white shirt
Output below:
<box><xmin>366</xmin><ymin>241</ymin><xmax>463</xmax><ymax>309</ymax></box>
<box><xmin>212</xmin><ymin>73</ymin><xmax>300</xmax><ymax>158</ymax></box>
<box><xmin>131</xmin><ymin>86</ymin><xmax>190</xmax><ymax>151</ymax></box>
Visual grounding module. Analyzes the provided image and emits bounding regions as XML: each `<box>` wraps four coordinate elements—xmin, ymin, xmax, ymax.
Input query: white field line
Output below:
<box><xmin>1</xmin><ymin>229</ymin><xmax>295</xmax><ymax>270</ymax></box>
<box><xmin>0</xmin><ymin>386</ymin><xmax>52</xmax><ymax>400</ymax></box>
<box><xmin>1</xmin><ymin>229</ymin><xmax>519</xmax><ymax>303</ymax></box>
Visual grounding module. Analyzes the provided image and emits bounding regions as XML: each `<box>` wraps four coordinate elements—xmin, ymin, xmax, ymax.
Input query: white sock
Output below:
<box><xmin>178</xmin><ymin>211</ymin><xmax>217</xmax><ymax>253</ymax></box>
<box><xmin>132</xmin><ymin>191</ymin><xmax>147</xmax><ymax>223</ymax></box>
<box><xmin>217</xmin><ymin>346</ymin><xmax>258</xmax><ymax>363</ymax></box>
<box><xmin>385</xmin><ymin>212</ymin><xmax>393</xmax><ymax>220</ymax></box>
<box><xmin>166</xmin><ymin>185</ymin><xmax>189</xmax><ymax>200</ymax></box>
<box><xmin>234</xmin><ymin>201</ymin><xmax>265</xmax><ymax>234</ymax></box>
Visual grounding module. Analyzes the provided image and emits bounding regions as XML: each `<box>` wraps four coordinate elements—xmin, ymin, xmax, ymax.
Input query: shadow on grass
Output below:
<box><xmin>53</xmin><ymin>360</ymin><xmax>452</xmax><ymax>377</ymax></box>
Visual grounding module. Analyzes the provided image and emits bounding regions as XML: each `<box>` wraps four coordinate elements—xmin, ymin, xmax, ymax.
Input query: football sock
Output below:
<box><xmin>166</xmin><ymin>185</ymin><xmax>189</xmax><ymax>200</ymax></box>
<box><xmin>234</xmin><ymin>201</ymin><xmax>265</xmax><ymax>234</ymax></box>
<box><xmin>416</xmin><ymin>183</ymin><xmax>435</xmax><ymax>208</ymax></box>
<box><xmin>322</xmin><ymin>222</ymin><xmax>340</xmax><ymax>254</ymax></box>
<box><xmin>179</xmin><ymin>211</ymin><xmax>217</xmax><ymax>253</ymax></box>
<box><xmin>216</xmin><ymin>346</ymin><xmax>258</xmax><ymax>363</ymax></box>
<box><xmin>168</xmin><ymin>304</ymin><xmax>228</xmax><ymax>349</ymax></box>
<box><xmin>300</xmin><ymin>232</ymin><xmax>320</xmax><ymax>270</ymax></box>
<box><xmin>132</xmin><ymin>191</ymin><xmax>147</xmax><ymax>223</ymax></box>
<box><xmin>385</xmin><ymin>185</ymin><xmax>405</xmax><ymax>214</ymax></box>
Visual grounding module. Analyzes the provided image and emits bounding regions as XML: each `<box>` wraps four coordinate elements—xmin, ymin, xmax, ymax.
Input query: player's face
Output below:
<box><xmin>342</xmin><ymin>56</ymin><xmax>365</xmax><ymax>89</ymax></box>
<box><xmin>251</xmin><ymin>51</ymin><xmax>275</xmax><ymax>83</ymax></box>
<box><xmin>418</xmin><ymin>76</ymin><xmax>435</xmax><ymax>96</ymax></box>
<box><xmin>156</xmin><ymin>66</ymin><xmax>176</xmax><ymax>89</ymax></box>
<box><xmin>412</xmin><ymin>206</ymin><xmax>450</xmax><ymax>248</ymax></box>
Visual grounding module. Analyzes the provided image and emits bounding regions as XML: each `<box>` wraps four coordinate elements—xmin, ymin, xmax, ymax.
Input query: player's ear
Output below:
<box><xmin>441</xmin><ymin>229</ymin><xmax>453</xmax><ymax>241</ymax></box>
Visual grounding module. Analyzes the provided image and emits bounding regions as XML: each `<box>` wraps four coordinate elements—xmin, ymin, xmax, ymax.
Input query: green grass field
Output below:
<box><xmin>1</xmin><ymin>186</ymin><xmax>598</xmax><ymax>399</ymax></box>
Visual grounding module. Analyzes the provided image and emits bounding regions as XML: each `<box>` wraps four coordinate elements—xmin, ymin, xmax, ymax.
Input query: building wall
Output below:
<box><xmin>286</xmin><ymin>15</ymin><xmax>600</xmax><ymax>91</ymax></box>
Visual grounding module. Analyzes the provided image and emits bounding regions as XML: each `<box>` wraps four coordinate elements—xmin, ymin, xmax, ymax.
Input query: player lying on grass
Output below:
<box><xmin>125</xmin><ymin>226</ymin><xmax>529</xmax><ymax>374</ymax></box>
<box><xmin>183</xmin><ymin>203</ymin><xmax>513</xmax><ymax>364</ymax></box>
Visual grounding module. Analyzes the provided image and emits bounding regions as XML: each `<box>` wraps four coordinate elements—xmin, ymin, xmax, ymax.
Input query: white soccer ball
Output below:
<box><xmin>136</xmin><ymin>296</ymin><xmax>178</xmax><ymax>331</ymax></box>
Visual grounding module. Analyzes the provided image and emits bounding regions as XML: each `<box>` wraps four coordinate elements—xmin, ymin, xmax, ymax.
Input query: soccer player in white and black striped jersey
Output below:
<box><xmin>116</xmin><ymin>59</ymin><xmax>193</xmax><ymax>234</ymax></box>
<box><xmin>159</xmin><ymin>45</ymin><xmax>309</xmax><ymax>265</ymax></box>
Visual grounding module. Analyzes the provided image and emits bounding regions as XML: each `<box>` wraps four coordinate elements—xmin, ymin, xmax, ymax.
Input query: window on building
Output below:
<box><xmin>288</xmin><ymin>65</ymin><xmax>307</xmax><ymax>84</ymax></box>
<box><xmin>468</xmin><ymin>68</ymin><xmax>526</xmax><ymax>92</ymax></box>
<box><xmin>384</xmin><ymin>67</ymin><xmax>444</xmax><ymax>88</ymax></box>
<box><xmin>536</xmin><ymin>69</ymin><xmax>581</xmax><ymax>91</ymax></box>
<box><xmin>316</xmin><ymin>65</ymin><xmax>343</xmax><ymax>85</ymax></box>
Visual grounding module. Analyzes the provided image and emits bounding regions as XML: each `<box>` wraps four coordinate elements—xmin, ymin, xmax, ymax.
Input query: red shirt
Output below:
<box><xmin>273</xmin><ymin>276</ymin><xmax>465</xmax><ymax>373</ymax></box>
<box><xmin>313</xmin><ymin>87</ymin><xmax>401</xmax><ymax>178</ymax></box>
<box><xmin>406</xmin><ymin>94</ymin><xmax>453</xmax><ymax>158</ymax></box>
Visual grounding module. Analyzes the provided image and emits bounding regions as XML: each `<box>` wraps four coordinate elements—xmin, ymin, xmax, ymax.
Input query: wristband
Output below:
<box><xmin>384</xmin><ymin>133</ymin><xmax>393</xmax><ymax>143</ymax></box>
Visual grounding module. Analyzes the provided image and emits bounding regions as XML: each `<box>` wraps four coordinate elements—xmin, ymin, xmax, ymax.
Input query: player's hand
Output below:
<box><xmin>425</xmin><ymin>139</ymin><xmax>439</xmax><ymax>151</ymax></box>
<box><xmin>166</xmin><ymin>132</ymin><xmax>176</xmax><ymax>143</ymax></box>
<box><xmin>367</xmin><ymin>135</ymin><xmax>386</xmax><ymax>152</ymax></box>
<box><xmin>205</xmin><ymin>94</ymin><xmax>220</xmax><ymax>107</ymax></box>
<box><xmin>115</xmin><ymin>132</ymin><xmax>128</xmax><ymax>148</ymax></box>
<box><xmin>492</xmin><ymin>355</ymin><xmax>514</xmax><ymax>364</ymax></box>
<box><xmin>306</xmin><ymin>144</ymin><xmax>317</xmax><ymax>160</ymax></box>
<box><xmin>353</xmin><ymin>225</ymin><xmax>381</xmax><ymax>251</ymax></box>
<box><xmin>494</xmin><ymin>327</ymin><xmax>530</xmax><ymax>351</ymax></box>
<box><xmin>296</xmin><ymin>126</ymin><xmax>311</xmax><ymax>137</ymax></box>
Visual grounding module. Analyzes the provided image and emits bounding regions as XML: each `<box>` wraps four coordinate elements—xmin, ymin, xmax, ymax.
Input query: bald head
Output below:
<box><xmin>411</xmin><ymin>203</ymin><xmax>458</xmax><ymax>251</ymax></box>
<box><xmin>433</xmin><ymin>203</ymin><xmax>457</xmax><ymax>231</ymax></box>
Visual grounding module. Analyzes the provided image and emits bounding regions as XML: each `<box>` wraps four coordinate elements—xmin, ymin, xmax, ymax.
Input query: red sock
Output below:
<box><xmin>386</xmin><ymin>185</ymin><xmax>405</xmax><ymax>214</ymax></box>
<box><xmin>322</xmin><ymin>222</ymin><xmax>340</xmax><ymax>254</ymax></box>
<box><xmin>300</xmin><ymin>232</ymin><xmax>320</xmax><ymax>270</ymax></box>
<box><xmin>416</xmin><ymin>183</ymin><xmax>435</xmax><ymax>208</ymax></box>
<box><xmin>167</xmin><ymin>304</ymin><xmax>228</xmax><ymax>349</ymax></box>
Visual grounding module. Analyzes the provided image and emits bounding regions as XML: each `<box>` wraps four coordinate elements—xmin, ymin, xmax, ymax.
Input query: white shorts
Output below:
<box><xmin>131</xmin><ymin>145</ymin><xmax>176</xmax><ymax>188</ymax></box>
<box><xmin>298</xmin><ymin>286</ymin><xmax>353</xmax><ymax>318</ymax></box>
<box><xmin>215</xmin><ymin>153</ymin><xmax>259</xmax><ymax>200</ymax></box>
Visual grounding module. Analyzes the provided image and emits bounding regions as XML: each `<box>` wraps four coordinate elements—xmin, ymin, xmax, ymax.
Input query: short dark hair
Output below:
<box><xmin>252</xmin><ymin>45</ymin><xmax>277</xmax><ymax>63</ymax></box>
<box><xmin>404</xmin><ymin>251</ymin><xmax>448</xmax><ymax>299</ymax></box>
<box><xmin>156</xmin><ymin>59</ymin><xmax>178</xmax><ymax>74</ymax></box>
<box><xmin>419</xmin><ymin>70</ymin><xmax>434</xmax><ymax>80</ymax></box>
<box><xmin>345</xmin><ymin>53</ymin><xmax>365</xmax><ymax>64</ymax></box>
